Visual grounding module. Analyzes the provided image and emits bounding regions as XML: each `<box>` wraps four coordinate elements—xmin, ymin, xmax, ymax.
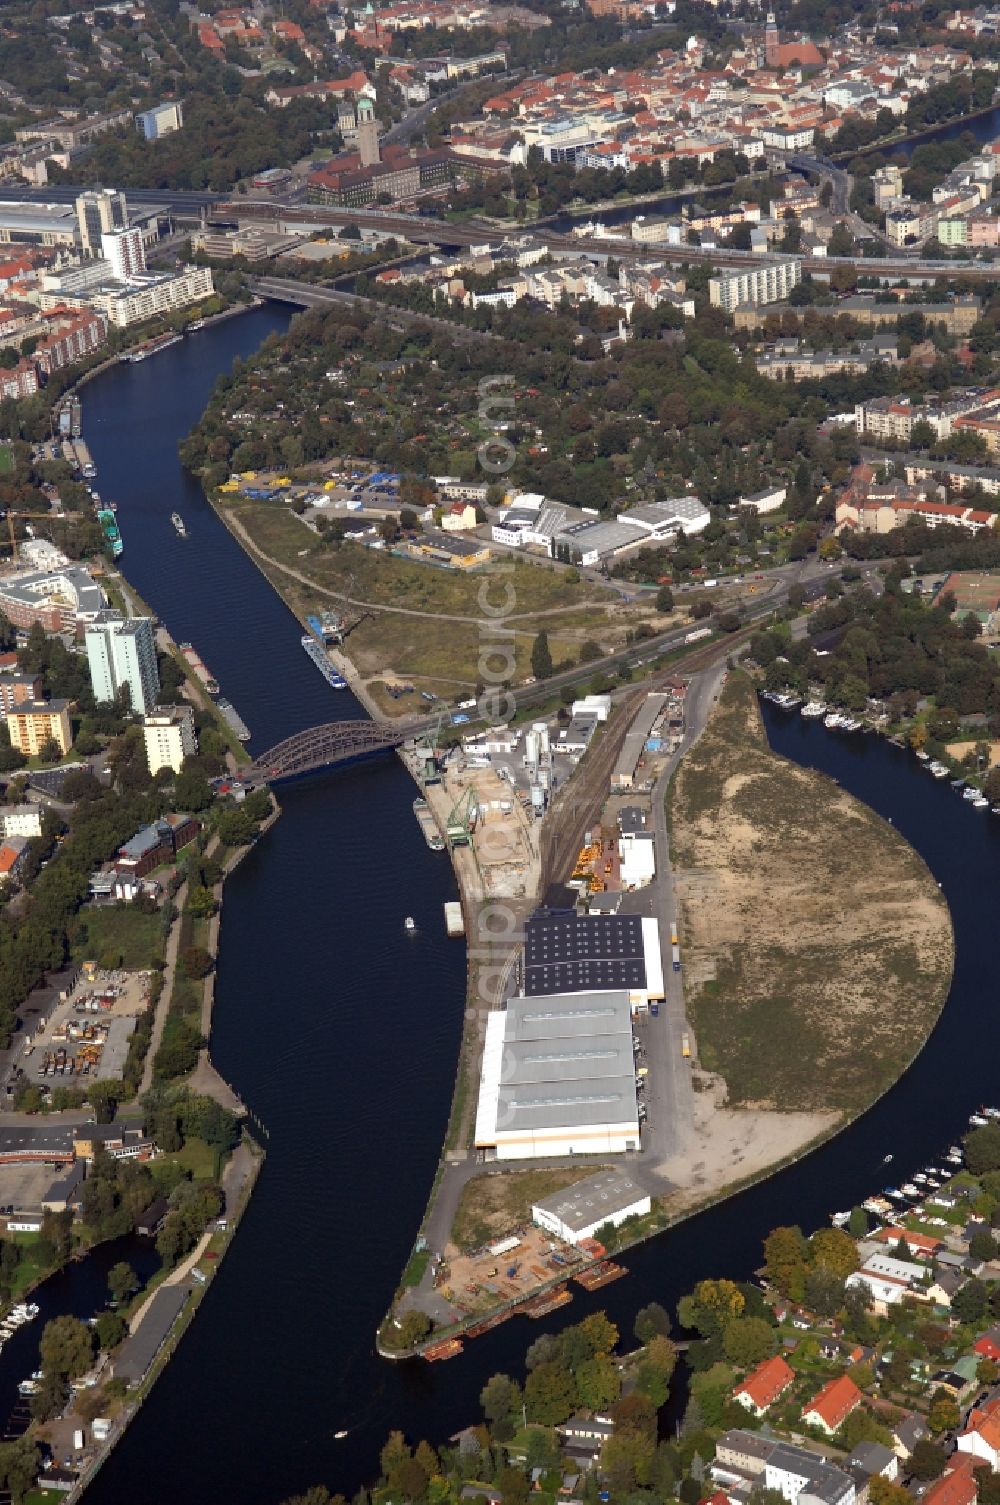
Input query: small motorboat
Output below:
<box><xmin>404</xmin><ymin>916</ymin><xmax>416</xmax><ymax>933</ymax></box>
<box><xmin>335</xmin><ymin>1430</ymin><xmax>349</xmax><ymax>1440</ymax></box>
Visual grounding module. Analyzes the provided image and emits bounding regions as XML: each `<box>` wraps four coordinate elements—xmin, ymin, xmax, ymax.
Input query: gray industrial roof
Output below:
<box><xmin>532</xmin><ymin>1167</ymin><xmax>647</xmax><ymax>1232</ymax></box>
<box><xmin>114</xmin><ymin>1283</ymin><xmax>190</xmax><ymax>1385</ymax></box>
<box><xmin>483</xmin><ymin>987</ymin><xmax>638</xmax><ymax>1135</ymax></box>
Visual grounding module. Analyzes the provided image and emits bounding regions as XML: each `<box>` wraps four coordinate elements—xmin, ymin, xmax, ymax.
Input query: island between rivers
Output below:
<box><xmin>45</xmin><ymin>307</ymin><xmax>973</xmax><ymax>1505</ymax></box>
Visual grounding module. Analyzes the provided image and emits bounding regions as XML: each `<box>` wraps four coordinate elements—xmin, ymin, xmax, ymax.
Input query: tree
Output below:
<box><xmin>578</xmin><ymin>1312</ymin><xmax>618</xmax><ymax>1356</ymax></box>
<box><xmin>480</xmin><ymin>1373</ymin><xmax>520</xmax><ymax>1426</ymax></box>
<box><xmin>722</xmin><ymin>1316</ymin><xmax>776</xmax><ymax>1368</ymax></box>
<box><xmin>927</xmin><ymin>1388</ymin><xmax>960</xmax><ymax>1434</ymax></box>
<box><xmin>496</xmin><ymin>1467</ymin><xmax>529</xmax><ymax>1505</ymax></box>
<box><xmin>217</xmin><ymin>806</ymin><xmax>256</xmax><ymax>847</ymax></box>
<box><xmin>634</xmin><ymin>1302</ymin><xmax>672</xmax><ymax>1344</ymax></box>
<box><xmin>762</xmin><ymin>1226</ymin><xmax>809</xmax><ymax>1298</ymax></box>
<box><xmin>181</xmin><ymin>946</ymin><xmax>214</xmax><ymax>980</ymax></box>
<box><xmin>970</xmin><ymin>1228</ymin><xmax>998</xmax><ymax>1262</ymax></box>
<box><xmin>656</xmin><ymin>585</ymin><xmax>674</xmax><ymax>613</ymax></box>
<box><xmin>576</xmin><ymin>1354</ymin><xmax>621</xmax><ymax>1411</ymax></box>
<box><xmin>811</xmin><ymin>1227</ymin><xmax>860</xmax><ymax>1279</ymax></box>
<box><xmin>848</xmin><ymin>1207</ymin><xmax>868</xmax><ymax>1239</ymax></box>
<box><xmin>966</xmin><ymin>1124</ymin><xmax>1000</xmax><ymax>1174</ymax></box>
<box><xmin>909</xmin><ymin>1442</ymin><xmax>946</xmax><ymax>1480</ymax></box>
<box><xmin>40</xmin><ymin>1315</ymin><xmax>95</xmax><ymax>1380</ymax></box>
<box><xmin>869</xmin><ymin>1479</ymin><xmax>912</xmax><ymax>1505</ymax></box>
<box><xmin>530</xmin><ymin>630</ymin><xmax>553</xmax><ymax>680</ymax></box>
<box><xmin>394</xmin><ymin>1310</ymin><xmax>431</xmax><ymax>1347</ymax></box>
<box><xmin>174</xmin><ymin>766</ymin><xmax>213</xmax><ymax>812</ymax></box>
<box><xmin>108</xmin><ymin>1261</ymin><xmax>137</xmax><ymax>1306</ymax></box>
<box><xmin>952</xmin><ymin>1278</ymin><xmax>989</xmax><ymax>1325</ymax></box>
<box><xmin>524</xmin><ymin>1361</ymin><xmax>577</xmax><ymax>1426</ymax></box>
<box><xmin>0</xmin><ymin>1438</ymin><xmax>39</xmax><ymax>1505</ymax></box>
<box><xmin>95</xmin><ymin>1310</ymin><xmax>127</xmax><ymax>1352</ymax></box>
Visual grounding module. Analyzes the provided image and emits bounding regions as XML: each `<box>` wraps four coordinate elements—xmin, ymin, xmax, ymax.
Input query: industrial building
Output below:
<box><xmin>474</xmin><ymin>987</ymin><xmax>641</xmax><ymax>1160</ymax></box>
<box><xmin>532</xmin><ymin>1168</ymin><xmax>651</xmax><ymax>1244</ymax></box>
<box><xmin>612</xmin><ymin>693</ymin><xmax>670</xmax><ymax>791</ymax></box>
<box><xmin>523</xmin><ymin>909</ymin><xmax>664</xmax><ymax>1010</ymax></box>
<box><xmin>85</xmin><ymin>612</ymin><xmax>159</xmax><ymax>716</ymax></box>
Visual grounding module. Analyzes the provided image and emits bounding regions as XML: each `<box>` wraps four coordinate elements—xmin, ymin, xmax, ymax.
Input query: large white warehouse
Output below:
<box><xmin>474</xmin><ymin>988</ymin><xmax>640</xmax><ymax>1161</ymax></box>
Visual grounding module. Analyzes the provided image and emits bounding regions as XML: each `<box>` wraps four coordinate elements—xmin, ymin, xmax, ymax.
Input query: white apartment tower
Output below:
<box><xmin>101</xmin><ymin>226</ymin><xmax>146</xmax><ymax>281</ymax></box>
<box><xmin>143</xmin><ymin>706</ymin><xmax>197</xmax><ymax>775</ymax></box>
<box><xmin>85</xmin><ymin>612</ymin><xmax>159</xmax><ymax>715</ymax></box>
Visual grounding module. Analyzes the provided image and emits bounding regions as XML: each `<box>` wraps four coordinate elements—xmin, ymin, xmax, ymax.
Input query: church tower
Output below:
<box><xmin>765</xmin><ymin>12</ymin><xmax>780</xmax><ymax>67</ymax></box>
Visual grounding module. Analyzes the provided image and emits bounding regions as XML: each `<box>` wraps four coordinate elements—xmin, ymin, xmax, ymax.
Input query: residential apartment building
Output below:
<box><xmin>143</xmin><ymin>706</ymin><xmax>197</xmax><ymax>775</ymax></box>
<box><xmin>0</xmin><ymin>674</ymin><xmax>42</xmax><ymax>715</ymax></box>
<box><xmin>85</xmin><ymin>612</ymin><xmax>159</xmax><ymax>716</ymax></box>
<box><xmin>88</xmin><ymin>266</ymin><xmax>214</xmax><ymax>328</ymax></box>
<box><xmin>7</xmin><ymin>700</ymin><xmax>73</xmax><ymax>758</ymax></box>
<box><xmin>709</xmin><ymin>258</ymin><xmax>801</xmax><ymax>313</ymax></box>
<box><xmin>0</xmin><ymin>565</ymin><xmax>105</xmax><ymax>634</ymax></box>
<box><xmin>101</xmin><ymin>227</ymin><xmax>146</xmax><ymax>281</ymax></box>
<box><xmin>854</xmin><ymin>390</ymin><xmax>998</xmax><ymax>444</ymax></box>
<box><xmin>0</xmin><ymin>805</ymin><xmax>42</xmax><ymax>840</ymax></box>
<box><xmin>136</xmin><ymin>101</ymin><xmax>184</xmax><ymax>141</ymax></box>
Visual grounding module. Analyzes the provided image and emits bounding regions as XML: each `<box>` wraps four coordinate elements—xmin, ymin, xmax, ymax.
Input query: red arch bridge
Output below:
<box><xmin>248</xmin><ymin>721</ymin><xmax>409</xmax><ymax>782</ymax></box>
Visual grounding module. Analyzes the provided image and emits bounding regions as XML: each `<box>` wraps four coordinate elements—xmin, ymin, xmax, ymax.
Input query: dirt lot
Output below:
<box><xmin>450</xmin><ymin>1166</ymin><xmax>604</xmax><ymax>1252</ymax></box>
<box><xmin>669</xmin><ymin>673</ymin><xmax>954</xmax><ymax>1116</ymax></box>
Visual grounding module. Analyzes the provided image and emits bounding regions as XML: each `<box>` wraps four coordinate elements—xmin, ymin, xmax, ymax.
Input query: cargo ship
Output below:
<box><xmin>301</xmin><ymin>632</ymin><xmax>347</xmax><ymax>689</ymax></box>
<box><xmin>413</xmin><ymin>797</ymin><xmax>444</xmax><ymax>851</ymax></box>
<box><xmin>124</xmin><ymin>332</ymin><xmax>183</xmax><ymax>364</ymax></box>
<box><xmin>178</xmin><ymin>644</ymin><xmax>250</xmax><ymax>739</ymax></box>
<box><xmin>97</xmin><ymin>508</ymin><xmax>122</xmax><ymax>558</ymax></box>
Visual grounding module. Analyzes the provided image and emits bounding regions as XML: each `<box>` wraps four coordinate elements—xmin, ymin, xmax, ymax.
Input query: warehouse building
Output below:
<box><xmin>475</xmin><ymin>988</ymin><xmax>640</xmax><ymax>1160</ymax></box>
<box><xmin>532</xmin><ymin>1168</ymin><xmax>651</xmax><ymax>1245</ymax></box>
<box><xmin>523</xmin><ymin>909</ymin><xmax>664</xmax><ymax>1011</ymax></box>
<box><xmin>612</xmin><ymin>693</ymin><xmax>670</xmax><ymax>791</ymax></box>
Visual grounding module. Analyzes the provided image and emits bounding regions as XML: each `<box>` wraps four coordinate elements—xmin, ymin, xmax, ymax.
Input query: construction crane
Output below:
<box><xmin>2</xmin><ymin>511</ymin><xmax>44</xmax><ymax>565</ymax></box>
<box><xmin>446</xmin><ymin>787</ymin><xmax>479</xmax><ymax>848</ymax></box>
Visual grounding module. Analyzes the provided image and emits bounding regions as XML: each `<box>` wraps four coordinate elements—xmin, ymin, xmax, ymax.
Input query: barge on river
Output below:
<box><xmin>179</xmin><ymin>643</ymin><xmax>250</xmax><ymax>740</ymax></box>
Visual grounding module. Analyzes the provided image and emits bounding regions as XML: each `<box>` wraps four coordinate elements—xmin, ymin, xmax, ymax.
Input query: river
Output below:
<box><xmin>546</xmin><ymin>103</ymin><xmax>1000</xmax><ymax>232</ymax></box>
<box><xmin>75</xmin><ymin>311</ymin><xmax>1000</xmax><ymax>1505</ymax></box>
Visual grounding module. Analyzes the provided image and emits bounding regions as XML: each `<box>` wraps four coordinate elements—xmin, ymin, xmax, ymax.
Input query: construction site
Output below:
<box><xmin>400</xmin><ymin>737</ymin><xmax>540</xmax><ymax>903</ymax></box>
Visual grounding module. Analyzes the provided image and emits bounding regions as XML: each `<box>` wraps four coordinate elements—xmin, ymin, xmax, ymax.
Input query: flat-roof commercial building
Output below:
<box><xmin>523</xmin><ymin>910</ymin><xmax>664</xmax><ymax>1009</ymax></box>
<box><xmin>475</xmin><ymin>988</ymin><xmax>640</xmax><ymax>1160</ymax></box>
<box><xmin>532</xmin><ymin>1168</ymin><xmax>651</xmax><ymax>1244</ymax></box>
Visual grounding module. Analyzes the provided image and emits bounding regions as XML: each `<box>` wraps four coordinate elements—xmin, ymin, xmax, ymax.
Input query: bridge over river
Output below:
<box><xmin>247</xmin><ymin>719</ymin><xmax>415</xmax><ymax>781</ymax></box>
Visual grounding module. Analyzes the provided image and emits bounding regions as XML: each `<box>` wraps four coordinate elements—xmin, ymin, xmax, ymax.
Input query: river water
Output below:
<box><xmin>76</xmin><ymin>311</ymin><xmax>1000</xmax><ymax>1505</ymax></box>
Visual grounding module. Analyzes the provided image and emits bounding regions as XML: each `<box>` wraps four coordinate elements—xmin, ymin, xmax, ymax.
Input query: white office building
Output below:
<box><xmin>532</xmin><ymin>1168</ymin><xmax>651</xmax><ymax>1245</ymax></box>
<box><xmin>143</xmin><ymin>706</ymin><xmax>197</xmax><ymax>775</ymax></box>
<box><xmin>85</xmin><ymin>612</ymin><xmax>159</xmax><ymax>715</ymax></box>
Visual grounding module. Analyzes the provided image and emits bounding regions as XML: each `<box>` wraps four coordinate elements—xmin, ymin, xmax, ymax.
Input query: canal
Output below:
<box><xmin>80</xmin><ymin>311</ymin><xmax>999</xmax><ymax>1505</ymax></box>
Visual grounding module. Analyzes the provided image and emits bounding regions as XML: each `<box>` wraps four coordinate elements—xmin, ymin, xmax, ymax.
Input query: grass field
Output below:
<box><xmin>0</xmin><ymin>446</ymin><xmax>13</xmax><ymax>476</ymax></box>
<box><xmin>452</xmin><ymin>1166</ymin><xmax>605</xmax><ymax>1250</ymax></box>
<box><xmin>70</xmin><ymin>906</ymin><xmax>165</xmax><ymax>971</ymax></box>
<box><xmin>670</xmin><ymin>673</ymin><xmax>954</xmax><ymax>1115</ymax></box>
<box><xmin>218</xmin><ymin>498</ymin><xmax>663</xmax><ymax>689</ymax></box>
